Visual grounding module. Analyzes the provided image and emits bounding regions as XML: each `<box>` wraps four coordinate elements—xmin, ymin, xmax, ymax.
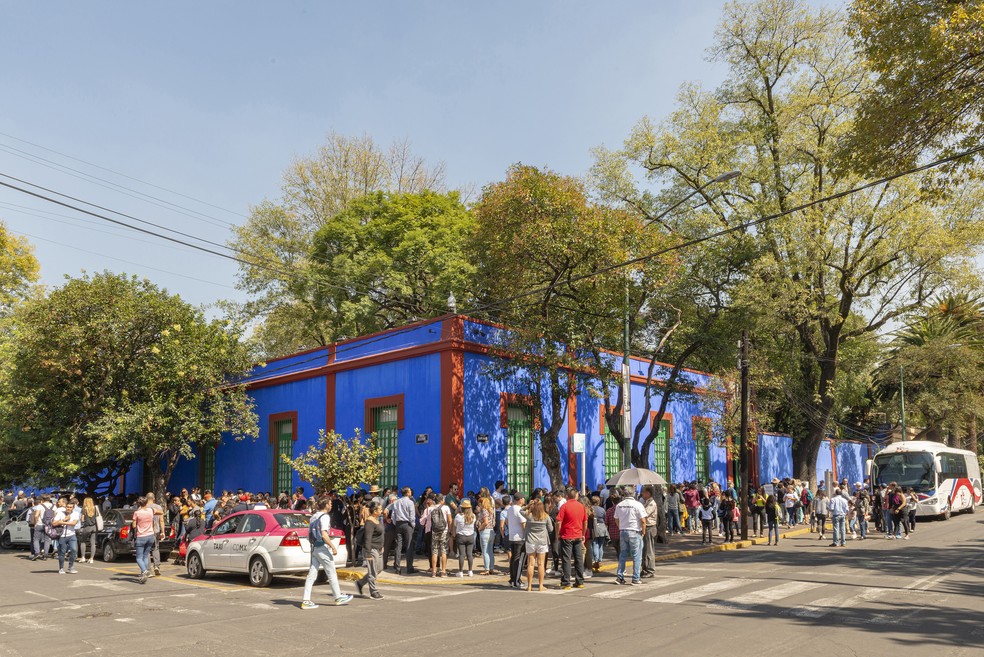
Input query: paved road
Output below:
<box><xmin>1</xmin><ymin>512</ymin><xmax>981</xmax><ymax>657</ymax></box>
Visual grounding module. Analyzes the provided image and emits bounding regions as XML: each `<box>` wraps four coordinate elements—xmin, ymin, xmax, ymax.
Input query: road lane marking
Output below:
<box><xmin>69</xmin><ymin>579</ymin><xmax>127</xmax><ymax>592</ymax></box>
<box><xmin>402</xmin><ymin>589</ymin><xmax>477</xmax><ymax>603</ymax></box>
<box><xmin>24</xmin><ymin>590</ymin><xmax>81</xmax><ymax>609</ymax></box>
<box><xmin>592</xmin><ymin>576</ymin><xmax>696</xmax><ymax>599</ymax></box>
<box><xmin>791</xmin><ymin>587</ymin><xmax>888</xmax><ymax>618</ymax></box>
<box><xmin>644</xmin><ymin>578</ymin><xmax>759</xmax><ymax>604</ymax></box>
<box><xmin>709</xmin><ymin>581</ymin><xmax>825</xmax><ymax>610</ymax></box>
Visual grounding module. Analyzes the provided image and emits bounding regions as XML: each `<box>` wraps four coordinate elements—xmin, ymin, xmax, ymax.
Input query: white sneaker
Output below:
<box><xmin>467</xmin><ymin>570</ymin><xmax>473</xmax><ymax>577</ymax></box>
<box><xmin>58</xmin><ymin>569</ymin><xmax>65</xmax><ymax>574</ymax></box>
<box><xmin>456</xmin><ymin>571</ymin><xmax>464</xmax><ymax>577</ymax></box>
<box><xmin>67</xmin><ymin>568</ymin><xmax>78</xmax><ymax>574</ymax></box>
<box><xmin>903</xmin><ymin>535</ymin><xmax>909</xmax><ymax>540</ymax></box>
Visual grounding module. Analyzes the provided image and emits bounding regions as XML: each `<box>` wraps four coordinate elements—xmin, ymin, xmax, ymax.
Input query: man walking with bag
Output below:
<box><xmin>300</xmin><ymin>498</ymin><xmax>353</xmax><ymax>610</ymax></box>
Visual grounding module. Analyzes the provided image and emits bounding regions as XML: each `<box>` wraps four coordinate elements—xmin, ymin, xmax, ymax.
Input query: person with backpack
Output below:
<box><xmin>765</xmin><ymin>494</ymin><xmax>781</xmax><ymax>545</ymax></box>
<box><xmin>29</xmin><ymin>495</ymin><xmax>50</xmax><ymax>561</ymax></box>
<box><xmin>428</xmin><ymin>494</ymin><xmax>452</xmax><ymax>578</ymax></box>
<box><xmin>719</xmin><ymin>490</ymin><xmax>737</xmax><ymax>543</ymax></box>
<box><xmin>356</xmin><ymin>501</ymin><xmax>385</xmax><ymax>600</ymax></box>
<box><xmin>40</xmin><ymin>497</ymin><xmax>66</xmax><ymax>562</ymax></box>
<box><xmin>300</xmin><ymin>497</ymin><xmax>353</xmax><ymax>610</ymax></box>
<box><xmin>590</xmin><ymin>494</ymin><xmax>608</xmax><ymax>574</ymax></box>
<box><xmin>800</xmin><ymin>483</ymin><xmax>813</xmax><ymax>528</ymax></box>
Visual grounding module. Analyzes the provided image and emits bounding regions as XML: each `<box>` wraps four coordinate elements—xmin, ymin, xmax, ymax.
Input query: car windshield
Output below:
<box><xmin>273</xmin><ymin>513</ymin><xmax>311</xmax><ymax>529</ymax></box>
<box><xmin>873</xmin><ymin>452</ymin><xmax>935</xmax><ymax>491</ymax></box>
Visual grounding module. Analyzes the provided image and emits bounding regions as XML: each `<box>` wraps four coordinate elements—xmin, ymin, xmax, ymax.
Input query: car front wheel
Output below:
<box><xmin>187</xmin><ymin>552</ymin><xmax>206</xmax><ymax>579</ymax></box>
<box><xmin>0</xmin><ymin>532</ymin><xmax>12</xmax><ymax>550</ymax></box>
<box><xmin>248</xmin><ymin>557</ymin><xmax>272</xmax><ymax>587</ymax></box>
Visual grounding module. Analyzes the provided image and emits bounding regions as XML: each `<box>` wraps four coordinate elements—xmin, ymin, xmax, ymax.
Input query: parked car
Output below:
<box><xmin>186</xmin><ymin>509</ymin><xmax>347</xmax><ymax>587</ymax></box>
<box><xmin>1</xmin><ymin>509</ymin><xmax>32</xmax><ymax>549</ymax></box>
<box><xmin>98</xmin><ymin>509</ymin><xmax>175</xmax><ymax>562</ymax></box>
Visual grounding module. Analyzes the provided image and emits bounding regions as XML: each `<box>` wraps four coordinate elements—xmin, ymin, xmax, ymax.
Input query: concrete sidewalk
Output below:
<box><xmin>336</xmin><ymin>524</ymin><xmax>814</xmax><ymax>585</ymax></box>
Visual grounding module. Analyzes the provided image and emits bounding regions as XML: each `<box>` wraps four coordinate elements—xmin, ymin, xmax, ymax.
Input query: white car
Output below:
<box><xmin>1</xmin><ymin>509</ymin><xmax>33</xmax><ymax>549</ymax></box>
<box><xmin>185</xmin><ymin>509</ymin><xmax>348</xmax><ymax>587</ymax></box>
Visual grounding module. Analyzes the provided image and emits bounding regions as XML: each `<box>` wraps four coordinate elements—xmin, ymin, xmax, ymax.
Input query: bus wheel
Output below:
<box><xmin>941</xmin><ymin>508</ymin><xmax>951</xmax><ymax>521</ymax></box>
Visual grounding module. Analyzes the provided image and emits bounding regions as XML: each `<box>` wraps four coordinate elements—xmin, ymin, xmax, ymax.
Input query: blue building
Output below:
<box><xmin>117</xmin><ymin>316</ymin><xmax>876</xmax><ymax>496</ymax></box>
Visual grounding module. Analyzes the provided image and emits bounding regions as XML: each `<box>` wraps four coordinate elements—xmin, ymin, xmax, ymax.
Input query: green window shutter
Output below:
<box><xmin>373</xmin><ymin>406</ymin><xmax>399</xmax><ymax>489</ymax></box>
<box><xmin>274</xmin><ymin>419</ymin><xmax>294</xmax><ymax>493</ymax></box>
<box><xmin>506</xmin><ymin>404</ymin><xmax>532</xmax><ymax>495</ymax></box>
<box><xmin>201</xmin><ymin>443</ymin><xmax>216</xmax><ymax>492</ymax></box>
<box><xmin>694</xmin><ymin>421</ymin><xmax>710</xmax><ymax>483</ymax></box>
<box><xmin>604</xmin><ymin>429</ymin><xmax>621</xmax><ymax>480</ymax></box>
<box><xmin>653</xmin><ymin>419</ymin><xmax>671</xmax><ymax>482</ymax></box>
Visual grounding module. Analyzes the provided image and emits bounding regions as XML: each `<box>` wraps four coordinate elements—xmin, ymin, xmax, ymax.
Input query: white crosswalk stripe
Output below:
<box><xmin>709</xmin><ymin>580</ymin><xmax>825</xmax><ymax>610</ymax></box>
<box><xmin>334</xmin><ymin>582</ymin><xmax>479</xmax><ymax>603</ymax></box>
<box><xmin>592</xmin><ymin>576</ymin><xmax>696</xmax><ymax>599</ymax></box>
<box><xmin>644</xmin><ymin>578</ymin><xmax>759</xmax><ymax>604</ymax></box>
<box><xmin>790</xmin><ymin>587</ymin><xmax>889</xmax><ymax>618</ymax></box>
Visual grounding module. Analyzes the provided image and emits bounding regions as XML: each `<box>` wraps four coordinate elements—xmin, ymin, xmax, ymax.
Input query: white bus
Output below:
<box><xmin>869</xmin><ymin>441</ymin><xmax>982</xmax><ymax>519</ymax></box>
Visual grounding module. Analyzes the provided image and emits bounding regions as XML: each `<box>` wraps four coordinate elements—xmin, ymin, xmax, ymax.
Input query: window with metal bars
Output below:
<box><xmin>653</xmin><ymin>419</ymin><xmax>671</xmax><ymax>482</ymax></box>
<box><xmin>372</xmin><ymin>406</ymin><xmax>399</xmax><ymax>489</ymax></box>
<box><xmin>506</xmin><ymin>404</ymin><xmax>533</xmax><ymax>495</ymax></box>
<box><xmin>201</xmin><ymin>442</ymin><xmax>216</xmax><ymax>492</ymax></box>
<box><xmin>694</xmin><ymin>419</ymin><xmax>711</xmax><ymax>483</ymax></box>
<box><xmin>604</xmin><ymin>430</ymin><xmax>621</xmax><ymax>480</ymax></box>
<box><xmin>274</xmin><ymin>419</ymin><xmax>294</xmax><ymax>494</ymax></box>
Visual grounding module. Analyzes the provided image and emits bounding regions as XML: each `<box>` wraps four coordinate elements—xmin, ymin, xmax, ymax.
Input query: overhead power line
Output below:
<box><xmin>0</xmin><ymin>131</ymin><xmax>245</xmax><ymax>221</ymax></box>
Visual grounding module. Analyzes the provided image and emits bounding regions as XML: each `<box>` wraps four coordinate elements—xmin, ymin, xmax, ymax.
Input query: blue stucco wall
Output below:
<box><xmin>758</xmin><ymin>433</ymin><xmax>793</xmax><ymax>484</ymax></box>
<box><xmin>815</xmin><ymin>440</ymin><xmax>834</xmax><ymax>486</ymax></box>
<box><xmin>834</xmin><ymin>441</ymin><xmax>869</xmax><ymax>486</ymax></box>
<box><xmin>334</xmin><ymin>354</ymin><xmax>442</xmax><ymax>494</ymax></box>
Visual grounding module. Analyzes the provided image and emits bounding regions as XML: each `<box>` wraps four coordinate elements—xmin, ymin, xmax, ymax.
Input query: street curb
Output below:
<box><xmin>335</xmin><ymin>526</ymin><xmax>815</xmax><ymax>586</ymax></box>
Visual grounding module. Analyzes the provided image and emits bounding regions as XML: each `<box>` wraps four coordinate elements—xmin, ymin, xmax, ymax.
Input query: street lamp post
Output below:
<box><xmin>620</xmin><ymin>170</ymin><xmax>740</xmax><ymax>470</ymax></box>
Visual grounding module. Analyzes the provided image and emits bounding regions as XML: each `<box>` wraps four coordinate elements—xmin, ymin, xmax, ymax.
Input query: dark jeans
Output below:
<box><xmin>559</xmin><ymin>538</ymin><xmax>584</xmax><ymax>586</ymax></box>
<box><xmin>393</xmin><ymin>521</ymin><xmax>414</xmax><ymax>571</ymax></box>
<box><xmin>508</xmin><ymin>540</ymin><xmax>524</xmax><ymax>586</ymax></box>
<box><xmin>56</xmin><ymin>535</ymin><xmax>77</xmax><ymax>570</ymax></box>
<box><xmin>456</xmin><ymin>533</ymin><xmax>476</xmax><ymax>572</ymax></box>
<box><xmin>815</xmin><ymin>514</ymin><xmax>827</xmax><ymax>535</ymax></box>
<box><xmin>722</xmin><ymin>517</ymin><xmax>735</xmax><ymax>543</ymax></box>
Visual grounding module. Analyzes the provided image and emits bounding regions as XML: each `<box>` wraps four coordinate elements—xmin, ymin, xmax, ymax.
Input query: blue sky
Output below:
<box><xmin>0</xmin><ymin>1</ymin><xmax>831</xmax><ymax>311</ymax></box>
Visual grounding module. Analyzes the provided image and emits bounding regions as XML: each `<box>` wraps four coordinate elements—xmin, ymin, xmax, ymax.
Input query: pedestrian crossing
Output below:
<box><xmin>586</xmin><ymin>575</ymin><xmax>911</xmax><ymax>621</ymax></box>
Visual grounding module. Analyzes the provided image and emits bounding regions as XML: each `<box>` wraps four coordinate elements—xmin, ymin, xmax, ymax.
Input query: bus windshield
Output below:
<box><xmin>873</xmin><ymin>452</ymin><xmax>936</xmax><ymax>491</ymax></box>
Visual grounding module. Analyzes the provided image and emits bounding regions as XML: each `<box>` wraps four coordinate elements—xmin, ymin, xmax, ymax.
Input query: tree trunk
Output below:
<box><xmin>792</xmin><ymin>432</ymin><xmax>820</xmax><ymax>486</ymax></box>
<box><xmin>537</xmin><ymin>370</ymin><xmax>567</xmax><ymax>491</ymax></box>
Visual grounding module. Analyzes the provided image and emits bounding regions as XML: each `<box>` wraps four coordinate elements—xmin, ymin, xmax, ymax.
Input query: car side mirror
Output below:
<box><xmin>204</xmin><ymin>528</ymin><xmax>212</xmax><ymax>535</ymax></box>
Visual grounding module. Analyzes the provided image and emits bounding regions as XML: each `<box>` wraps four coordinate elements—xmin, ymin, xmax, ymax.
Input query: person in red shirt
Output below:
<box><xmin>554</xmin><ymin>488</ymin><xmax>588</xmax><ymax>589</ymax></box>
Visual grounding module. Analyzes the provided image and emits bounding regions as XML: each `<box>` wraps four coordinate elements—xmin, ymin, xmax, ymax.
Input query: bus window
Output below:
<box><xmin>940</xmin><ymin>453</ymin><xmax>969</xmax><ymax>479</ymax></box>
<box><xmin>873</xmin><ymin>452</ymin><xmax>935</xmax><ymax>490</ymax></box>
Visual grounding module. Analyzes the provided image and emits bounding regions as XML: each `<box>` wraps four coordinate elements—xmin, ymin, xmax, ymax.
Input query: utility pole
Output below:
<box><xmin>899</xmin><ymin>364</ymin><xmax>906</xmax><ymax>442</ymax></box>
<box><xmin>622</xmin><ymin>280</ymin><xmax>632</xmax><ymax>469</ymax></box>
<box><xmin>739</xmin><ymin>330</ymin><xmax>750</xmax><ymax>541</ymax></box>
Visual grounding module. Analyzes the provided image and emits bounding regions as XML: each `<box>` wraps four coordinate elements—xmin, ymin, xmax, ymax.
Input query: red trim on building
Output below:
<box><xmin>829</xmin><ymin>442</ymin><xmax>839</xmax><ymax>481</ymax></box>
<box><xmin>325</xmin><ymin>372</ymin><xmax>336</xmax><ymax>433</ymax></box>
<box><xmin>567</xmin><ymin>390</ymin><xmax>577</xmax><ymax>487</ymax></box>
<box><xmin>440</xmin><ymin>316</ymin><xmax>465</xmax><ymax>492</ymax></box>
<box><xmin>500</xmin><ymin>392</ymin><xmax>538</xmax><ymax>429</ymax></box>
<box><xmin>363</xmin><ymin>395</ymin><xmax>406</xmax><ymax>432</ymax></box>
<box><xmin>599</xmin><ymin>403</ymin><xmax>622</xmax><ymax>435</ymax></box>
<box><xmin>327</xmin><ymin>344</ymin><xmax>336</xmax><ymax>365</ymax></box>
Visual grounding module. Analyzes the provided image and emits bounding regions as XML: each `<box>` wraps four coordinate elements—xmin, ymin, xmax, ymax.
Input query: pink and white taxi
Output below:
<box><xmin>186</xmin><ymin>509</ymin><xmax>347</xmax><ymax>587</ymax></box>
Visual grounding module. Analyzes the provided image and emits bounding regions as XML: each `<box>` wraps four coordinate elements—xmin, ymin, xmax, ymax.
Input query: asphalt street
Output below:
<box><xmin>1</xmin><ymin>512</ymin><xmax>981</xmax><ymax>657</ymax></box>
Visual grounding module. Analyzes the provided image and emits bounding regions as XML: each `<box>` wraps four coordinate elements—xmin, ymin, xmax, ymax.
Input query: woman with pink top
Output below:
<box><xmin>131</xmin><ymin>497</ymin><xmax>156</xmax><ymax>584</ymax></box>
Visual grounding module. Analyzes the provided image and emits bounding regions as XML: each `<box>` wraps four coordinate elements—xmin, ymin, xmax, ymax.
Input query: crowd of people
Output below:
<box><xmin>1</xmin><ymin>475</ymin><xmax>929</xmax><ymax>606</ymax></box>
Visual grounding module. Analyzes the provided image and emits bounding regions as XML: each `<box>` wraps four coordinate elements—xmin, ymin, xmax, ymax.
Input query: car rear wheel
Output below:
<box><xmin>103</xmin><ymin>541</ymin><xmax>117</xmax><ymax>562</ymax></box>
<box><xmin>248</xmin><ymin>557</ymin><xmax>272</xmax><ymax>587</ymax></box>
<box><xmin>187</xmin><ymin>552</ymin><xmax>205</xmax><ymax>579</ymax></box>
<box><xmin>0</xmin><ymin>532</ymin><xmax>12</xmax><ymax>550</ymax></box>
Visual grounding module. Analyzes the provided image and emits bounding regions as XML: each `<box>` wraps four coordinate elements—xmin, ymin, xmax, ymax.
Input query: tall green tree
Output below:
<box><xmin>229</xmin><ymin>132</ymin><xmax>446</xmax><ymax>357</ymax></box>
<box><xmin>0</xmin><ymin>272</ymin><xmax>257</xmax><ymax>497</ymax></box>
<box><xmin>473</xmin><ymin>164</ymin><xmax>679</xmax><ymax>483</ymax></box>
<box><xmin>0</xmin><ymin>221</ymin><xmax>40</xmax><ymax>314</ymax></box>
<box><xmin>309</xmin><ymin>190</ymin><xmax>475</xmax><ymax>338</ymax></box>
<box><xmin>847</xmin><ymin>0</ymin><xmax>984</xmax><ymax>171</ymax></box>
<box><xmin>601</xmin><ymin>0</ymin><xmax>984</xmax><ymax>483</ymax></box>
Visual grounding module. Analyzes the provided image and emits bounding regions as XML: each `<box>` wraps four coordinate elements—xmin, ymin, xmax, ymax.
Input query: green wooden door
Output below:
<box><xmin>506</xmin><ymin>404</ymin><xmax>532</xmax><ymax>495</ymax></box>
<box><xmin>201</xmin><ymin>442</ymin><xmax>216</xmax><ymax>492</ymax></box>
<box><xmin>694</xmin><ymin>420</ymin><xmax>710</xmax><ymax>483</ymax></box>
<box><xmin>373</xmin><ymin>406</ymin><xmax>399</xmax><ymax>489</ymax></box>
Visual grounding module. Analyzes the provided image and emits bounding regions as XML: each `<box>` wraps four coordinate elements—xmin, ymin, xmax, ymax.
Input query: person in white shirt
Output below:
<box><xmin>613</xmin><ymin>488</ymin><xmax>646</xmax><ymax>585</ymax></box>
<box><xmin>53</xmin><ymin>500</ymin><xmax>81</xmax><ymax>574</ymax></box>
<box><xmin>29</xmin><ymin>498</ymin><xmax>46</xmax><ymax>560</ymax></box>
<box><xmin>504</xmin><ymin>494</ymin><xmax>526</xmax><ymax>588</ymax></box>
